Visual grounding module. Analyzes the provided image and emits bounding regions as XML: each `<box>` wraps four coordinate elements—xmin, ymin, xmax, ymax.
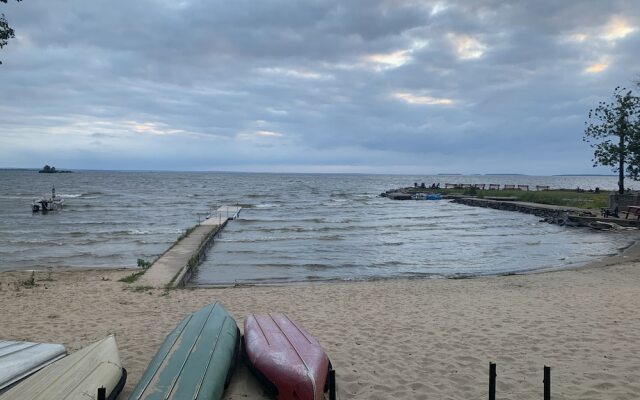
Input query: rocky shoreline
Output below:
<box><xmin>382</xmin><ymin>188</ymin><xmax>640</xmax><ymax>230</ymax></box>
<box><xmin>450</xmin><ymin>197</ymin><xmax>587</xmax><ymax>226</ymax></box>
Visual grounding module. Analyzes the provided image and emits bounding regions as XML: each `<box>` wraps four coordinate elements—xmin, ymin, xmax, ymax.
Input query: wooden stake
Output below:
<box><xmin>489</xmin><ymin>362</ymin><xmax>496</xmax><ymax>400</ymax></box>
<box><xmin>328</xmin><ymin>368</ymin><xmax>337</xmax><ymax>400</ymax></box>
<box><xmin>544</xmin><ymin>366</ymin><xmax>551</xmax><ymax>400</ymax></box>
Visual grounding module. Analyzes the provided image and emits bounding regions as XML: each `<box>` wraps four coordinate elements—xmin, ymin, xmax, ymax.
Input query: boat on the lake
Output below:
<box><xmin>1</xmin><ymin>335</ymin><xmax>126</xmax><ymax>400</ymax></box>
<box><xmin>412</xmin><ymin>193</ymin><xmax>443</xmax><ymax>200</ymax></box>
<box><xmin>0</xmin><ymin>340</ymin><xmax>67</xmax><ymax>393</ymax></box>
<box><xmin>244</xmin><ymin>313</ymin><xmax>335</xmax><ymax>400</ymax></box>
<box><xmin>31</xmin><ymin>187</ymin><xmax>64</xmax><ymax>213</ymax></box>
<box><xmin>129</xmin><ymin>301</ymin><xmax>240</xmax><ymax>400</ymax></box>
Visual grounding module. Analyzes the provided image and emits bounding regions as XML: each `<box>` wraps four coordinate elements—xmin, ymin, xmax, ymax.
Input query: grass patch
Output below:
<box><xmin>187</xmin><ymin>255</ymin><xmax>199</xmax><ymax>270</ymax></box>
<box><xmin>118</xmin><ymin>271</ymin><xmax>146</xmax><ymax>283</ymax></box>
<box><xmin>119</xmin><ymin>258</ymin><xmax>153</xmax><ymax>284</ymax></box>
<box><xmin>177</xmin><ymin>226</ymin><xmax>197</xmax><ymax>242</ymax></box>
<box><xmin>403</xmin><ymin>188</ymin><xmax>610</xmax><ymax>209</ymax></box>
<box><xmin>504</xmin><ymin>190</ymin><xmax>609</xmax><ymax>209</ymax></box>
<box><xmin>20</xmin><ymin>271</ymin><xmax>37</xmax><ymax>288</ymax></box>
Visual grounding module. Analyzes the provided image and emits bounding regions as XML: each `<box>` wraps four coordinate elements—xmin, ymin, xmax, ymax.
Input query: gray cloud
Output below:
<box><xmin>1</xmin><ymin>0</ymin><xmax>639</xmax><ymax>174</ymax></box>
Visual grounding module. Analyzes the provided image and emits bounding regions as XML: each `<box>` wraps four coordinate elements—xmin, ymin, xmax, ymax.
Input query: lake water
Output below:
<box><xmin>0</xmin><ymin>170</ymin><xmax>636</xmax><ymax>285</ymax></box>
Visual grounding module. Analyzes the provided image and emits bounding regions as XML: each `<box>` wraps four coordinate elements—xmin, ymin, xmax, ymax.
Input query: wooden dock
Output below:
<box><xmin>136</xmin><ymin>206</ymin><xmax>241</xmax><ymax>288</ymax></box>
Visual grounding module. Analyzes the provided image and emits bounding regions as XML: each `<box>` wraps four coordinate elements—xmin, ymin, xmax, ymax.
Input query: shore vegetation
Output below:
<box><xmin>584</xmin><ymin>86</ymin><xmax>640</xmax><ymax>194</ymax></box>
<box><xmin>0</xmin><ymin>0</ymin><xmax>22</xmax><ymax>65</ymax></box>
<box><xmin>403</xmin><ymin>187</ymin><xmax>610</xmax><ymax>209</ymax></box>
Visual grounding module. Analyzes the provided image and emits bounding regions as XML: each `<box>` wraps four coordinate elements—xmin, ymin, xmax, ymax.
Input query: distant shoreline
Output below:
<box><xmin>0</xmin><ymin>168</ymin><xmax>620</xmax><ymax>177</ymax></box>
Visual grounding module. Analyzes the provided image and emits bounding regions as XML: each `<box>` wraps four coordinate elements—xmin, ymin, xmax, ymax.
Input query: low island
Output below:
<box><xmin>38</xmin><ymin>165</ymin><xmax>73</xmax><ymax>173</ymax></box>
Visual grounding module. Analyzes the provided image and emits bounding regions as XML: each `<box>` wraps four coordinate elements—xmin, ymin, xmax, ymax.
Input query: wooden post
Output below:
<box><xmin>328</xmin><ymin>368</ymin><xmax>336</xmax><ymax>400</ymax></box>
<box><xmin>489</xmin><ymin>362</ymin><xmax>496</xmax><ymax>400</ymax></box>
<box><xmin>97</xmin><ymin>386</ymin><xmax>106</xmax><ymax>400</ymax></box>
<box><xmin>544</xmin><ymin>366</ymin><xmax>550</xmax><ymax>400</ymax></box>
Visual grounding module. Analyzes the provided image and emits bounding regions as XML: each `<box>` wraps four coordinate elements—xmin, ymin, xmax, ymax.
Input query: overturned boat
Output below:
<box><xmin>0</xmin><ymin>340</ymin><xmax>67</xmax><ymax>393</ymax></box>
<box><xmin>1</xmin><ymin>335</ymin><xmax>126</xmax><ymax>400</ymax></box>
<box><xmin>129</xmin><ymin>301</ymin><xmax>240</xmax><ymax>400</ymax></box>
<box><xmin>244</xmin><ymin>313</ymin><xmax>335</xmax><ymax>400</ymax></box>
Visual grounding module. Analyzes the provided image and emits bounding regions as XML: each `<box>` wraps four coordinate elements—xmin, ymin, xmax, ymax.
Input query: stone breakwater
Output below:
<box><xmin>451</xmin><ymin>197</ymin><xmax>593</xmax><ymax>225</ymax></box>
<box><xmin>452</xmin><ymin>197</ymin><xmax>640</xmax><ymax>231</ymax></box>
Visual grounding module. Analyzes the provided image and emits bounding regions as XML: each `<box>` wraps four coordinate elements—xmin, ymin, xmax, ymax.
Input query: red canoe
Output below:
<box><xmin>244</xmin><ymin>313</ymin><xmax>332</xmax><ymax>400</ymax></box>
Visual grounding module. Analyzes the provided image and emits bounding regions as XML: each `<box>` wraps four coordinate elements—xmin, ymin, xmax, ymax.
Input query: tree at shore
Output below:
<box><xmin>0</xmin><ymin>0</ymin><xmax>22</xmax><ymax>65</ymax></box>
<box><xmin>584</xmin><ymin>86</ymin><xmax>640</xmax><ymax>194</ymax></box>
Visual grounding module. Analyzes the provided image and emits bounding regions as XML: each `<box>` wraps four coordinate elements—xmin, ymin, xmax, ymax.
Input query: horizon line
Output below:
<box><xmin>0</xmin><ymin>167</ymin><xmax>619</xmax><ymax>177</ymax></box>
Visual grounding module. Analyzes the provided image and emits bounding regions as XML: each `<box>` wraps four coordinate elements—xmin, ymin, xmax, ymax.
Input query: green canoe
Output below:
<box><xmin>129</xmin><ymin>301</ymin><xmax>240</xmax><ymax>400</ymax></box>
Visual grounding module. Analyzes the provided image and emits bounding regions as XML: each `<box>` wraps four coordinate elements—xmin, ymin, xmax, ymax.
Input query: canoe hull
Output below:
<box><xmin>129</xmin><ymin>301</ymin><xmax>240</xmax><ymax>400</ymax></box>
<box><xmin>244</xmin><ymin>313</ymin><xmax>330</xmax><ymax>400</ymax></box>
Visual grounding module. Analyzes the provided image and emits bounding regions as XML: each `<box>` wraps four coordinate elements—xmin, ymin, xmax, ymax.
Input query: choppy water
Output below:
<box><xmin>0</xmin><ymin>170</ymin><xmax>636</xmax><ymax>284</ymax></box>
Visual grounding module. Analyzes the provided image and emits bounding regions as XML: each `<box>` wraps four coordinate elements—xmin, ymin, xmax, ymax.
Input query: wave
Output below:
<box><xmin>106</xmin><ymin>229</ymin><xmax>181</xmax><ymax>236</ymax></box>
<box><xmin>220</xmin><ymin>233</ymin><xmax>344</xmax><ymax>243</ymax></box>
<box><xmin>246</xmin><ymin>225</ymin><xmax>358</xmax><ymax>234</ymax></box>
<box><xmin>254</xmin><ymin>203</ymin><xmax>281</xmax><ymax>209</ymax></box>
<box><xmin>128</xmin><ymin>229</ymin><xmax>151</xmax><ymax>235</ymax></box>
<box><xmin>237</xmin><ymin>217</ymin><xmax>326</xmax><ymax>224</ymax></box>
<box><xmin>234</xmin><ymin>203</ymin><xmax>256</xmax><ymax>209</ymax></box>
<box><xmin>55</xmin><ymin>191</ymin><xmax>106</xmax><ymax>198</ymax></box>
<box><xmin>317</xmin><ymin>235</ymin><xmax>344</xmax><ymax>241</ymax></box>
<box><xmin>301</xmin><ymin>263</ymin><xmax>335</xmax><ymax>270</ymax></box>
<box><xmin>245</xmin><ymin>193</ymin><xmax>280</xmax><ymax>199</ymax></box>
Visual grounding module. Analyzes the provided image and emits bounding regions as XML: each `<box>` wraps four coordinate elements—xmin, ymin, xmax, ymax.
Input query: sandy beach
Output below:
<box><xmin>2</xmin><ymin>255</ymin><xmax>640</xmax><ymax>400</ymax></box>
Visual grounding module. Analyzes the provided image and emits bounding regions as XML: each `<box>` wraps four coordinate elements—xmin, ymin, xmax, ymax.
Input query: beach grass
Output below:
<box><xmin>498</xmin><ymin>189</ymin><xmax>609</xmax><ymax>209</ymax></box>
<box><xmin>118</xmin><ymin>271</ymin><xmax>146</xmax><ymax>283</ymax></box>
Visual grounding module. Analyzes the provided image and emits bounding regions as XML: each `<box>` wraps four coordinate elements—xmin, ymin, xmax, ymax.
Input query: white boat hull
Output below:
<box><xmin>0</xmin><ymin>341</ymin><xmax>67</xmax><ymax>392</ymax></box>
<box><xmin>1</xmin><ymin>335</ymin><xmax>126</xmax><ymax>400</ymax></box>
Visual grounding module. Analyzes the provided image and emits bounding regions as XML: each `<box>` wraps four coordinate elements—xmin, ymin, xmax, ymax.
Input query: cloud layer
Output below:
<box><xmin>1</xmin><ymin>0</ymin><xmax>639</xmax><ymax>174</ymax></box>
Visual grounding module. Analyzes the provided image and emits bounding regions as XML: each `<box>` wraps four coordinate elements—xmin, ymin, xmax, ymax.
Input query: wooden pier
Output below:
<box><xmin>136</xmin><ymin>206</ymin><xmax>241</xmax><ymax>288</ymax></box>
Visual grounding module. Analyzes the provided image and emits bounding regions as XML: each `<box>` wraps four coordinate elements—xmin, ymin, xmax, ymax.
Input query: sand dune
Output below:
<box><xmin>2</xmin><ymin>260</ymin><xmax>640</xmax><ymax>399</ymax></box>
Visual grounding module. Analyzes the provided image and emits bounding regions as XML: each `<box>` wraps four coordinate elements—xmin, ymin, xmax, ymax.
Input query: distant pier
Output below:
<box><xmin>136</xmin><ymin>206</ymin><xmax>241</xmax><ymax>288</ymax></box>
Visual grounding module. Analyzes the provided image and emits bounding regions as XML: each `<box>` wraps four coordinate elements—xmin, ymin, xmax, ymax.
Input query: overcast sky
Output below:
<box><xmin>1</xmin><ymin>0</ymin><xmax>639</xmax><ymax>174</ymax></box>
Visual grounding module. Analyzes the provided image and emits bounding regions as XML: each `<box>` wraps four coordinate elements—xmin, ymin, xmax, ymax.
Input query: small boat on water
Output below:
<box><xmin>412</xmin><ymin>193</ymin><xmax>443</xmax><ymax>200</ymax></box>
<box><xmin>0</xmin><ymin>340</ymin><xmax>67</xmax><ymax>393</ymax></box>
<box><xmin>129</xmin><ymin>301</ymin><xmax>240</xmax><ymax>400</ymax></box>
<box><xmin>244</xmin><ymin>313</ymin><xmax>335</xmax><ymax>400</ymax></box>
<box><xmin>1</xmin><ymin>335</ymin><xmax>126</xmax><ymax>400</ymax></box>
<box><xmin>31</xmin><ymin>187</ymin><xmax>64</xmax><ymax>213</ymax></box>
